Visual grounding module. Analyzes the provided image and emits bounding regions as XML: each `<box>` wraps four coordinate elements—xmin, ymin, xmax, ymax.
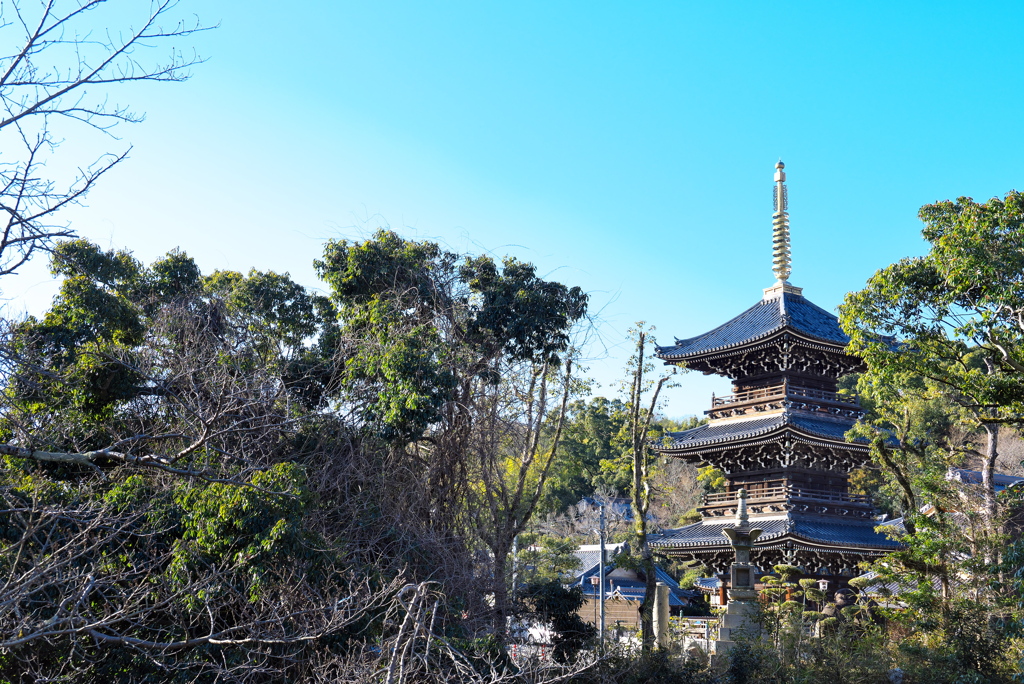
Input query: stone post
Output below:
<box><xmin>653</xmin><ymin>582</ymin><xmax>670</xmax><ymax>649</ymax></box>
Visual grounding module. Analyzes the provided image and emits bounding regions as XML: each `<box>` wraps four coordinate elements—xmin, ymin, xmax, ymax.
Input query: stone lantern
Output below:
<box><xmin>717</xmin><ymin>489</ymin><xmax>763</xmax><ymax>650</ymax></box>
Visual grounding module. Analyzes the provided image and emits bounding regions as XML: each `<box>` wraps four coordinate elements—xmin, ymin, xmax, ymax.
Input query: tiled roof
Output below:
<box><xmin>876</xmin><ymin>517</ymin><xmax>905</xmax><ymax>534</ymax></box>
<box><xmin>656</xmin><ymin>292</ymin><xmax>848</xmax><ymax>360</ymax></box>
<box><xmin>694</xmin><ymin>576</ymin><xmax>721</xmax><ymax>593</ymax></box>
<box><xmin>571</xmin><ymin>543</ymin><xmax>627</xmax><ymax>579</ymax></box>
<box><xmin>947</xmin><ymin>467</ymin><xmax>1024</xmax><ymax>491</ymax></box>
<box><xmin>575</xmin><ymin>560</ymin><xmax>700</xmax><ymax>605</ymax></box>
<box><xmin>650</xmin><ymin>517</ymin><xmax>904</xmax><ymax>551</ymax></box>
<box><xmin>856</xmin><ymin>568</ymin><xmax>968</xmax><ymax>600</ymax></box>
<box><xmin>662</xmin><ymin>413</ymin><xmax>858</xmax><ymax>450</ymax></box>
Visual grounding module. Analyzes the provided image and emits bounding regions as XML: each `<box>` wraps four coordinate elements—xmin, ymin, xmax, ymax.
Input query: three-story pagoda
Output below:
<box><xmin>651</xmin><ymin>162</ymin><xmax>902</xmax><ymax>583</ymax></box>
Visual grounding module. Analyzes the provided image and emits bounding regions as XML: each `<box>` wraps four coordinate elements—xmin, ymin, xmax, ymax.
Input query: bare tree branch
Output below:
<box><xmin>0</xmin><ymin>0</ymin><xmax>210</xmax><ymax>277</ymax></box>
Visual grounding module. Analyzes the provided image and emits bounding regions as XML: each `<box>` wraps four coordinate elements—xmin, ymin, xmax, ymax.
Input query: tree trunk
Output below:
<box><xmin>874</xmin><ymin>440</ymin><xmax>917</xmax><ymax>535</ymax></box>
<box><xmin>491</xmin><ymin>541</ymin><xmax>511</xmax><ymax>640</ymax></box>
<box><xmin>982</xmin><ymin>422</ymin><xmax>999</xmax><ymax>526</ymax></box>
<box><xmin>631</xmin><ymin>434</ymin><xmax>656</xmax><ymax>651</ymax></box>
<box><xmin>636</xmin><ymin>525</ymin><xmax>657</xmax><ymax>652</ymax></box>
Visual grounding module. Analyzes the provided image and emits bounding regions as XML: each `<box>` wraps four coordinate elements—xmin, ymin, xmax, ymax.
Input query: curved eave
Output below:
<box><xmin>650</xmin><ymin>523</ymin><xmax>904</xmax><ymax>553</ymax></box>
<box><xmin>655</xmin><ymin>326</ymin><xmax>853</xmax><ymax>364</ymax></box>
<box><xmin>655</xmin><ymin>418</ymin><xmax>868</xmax><ymax>456</ymax></box>
<box><xmin>652</xmin><ymin>534</ymin><xmax>901</xmax><ymax>554</ymax></box>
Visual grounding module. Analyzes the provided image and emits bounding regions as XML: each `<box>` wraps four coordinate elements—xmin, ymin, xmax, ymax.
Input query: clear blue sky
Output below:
<box><xmin>4</xmin><ymin>1</ymin><xmax>1024</xmax><ymax>417</ymax></box>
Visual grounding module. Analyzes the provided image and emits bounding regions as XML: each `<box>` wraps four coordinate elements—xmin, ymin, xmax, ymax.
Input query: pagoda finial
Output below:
<box><xmin>772</xmin><ymin>160</ymin><xmax>791</xmax><ymax>283</ymax></box>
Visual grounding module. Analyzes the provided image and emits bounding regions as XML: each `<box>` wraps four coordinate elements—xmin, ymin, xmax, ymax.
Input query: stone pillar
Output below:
<box><xmin>653</xmin><ymin>582</ymin><xmax>670</xmax><ymax>649</ymax></box>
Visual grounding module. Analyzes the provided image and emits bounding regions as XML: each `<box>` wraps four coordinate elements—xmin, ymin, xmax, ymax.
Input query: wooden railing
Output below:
<box><xmin>711</xmin><ymin>383</ymin><xmax>858</xmax><ymax>408</ymax></box>
<box><xmin>703</xmin><ymin>486</ymin><xmax>871</xmax><ymax>506</ymax></box>
<box><xmin>672</xmin><ymin>616</ymin><xmax>720</xmax><ymax>641</ymax></box>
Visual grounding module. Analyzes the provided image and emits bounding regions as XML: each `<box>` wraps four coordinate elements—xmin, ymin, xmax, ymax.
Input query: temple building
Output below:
<box><xmin>650</xmin><ymin>161</ymin><xmax>903</xmax><ymax>588</ymax></box>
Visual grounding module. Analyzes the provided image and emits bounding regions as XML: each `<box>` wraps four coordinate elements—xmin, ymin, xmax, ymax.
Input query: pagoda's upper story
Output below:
<box><xmin>654</xmin><ymin>161</ymin><xmax>873</xmax><ymax>476</ymax></box>
<box><xmin>656</xmin><ymin>160</ymin><xmax>863</xmax><ymax>386</ymax></box>
<box><xmin>655</xmin><ymin>285</ymin><xmax>864</xmax><ymax>381</ymax></box>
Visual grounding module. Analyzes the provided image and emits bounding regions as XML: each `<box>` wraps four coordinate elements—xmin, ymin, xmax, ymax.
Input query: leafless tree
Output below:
<box><xmin>377</xmin><ymin>581</ymin><xmax>607</xmax><ymax>684</ymax></box>
<box><xmin>1</xmin><ymin>295</ymin><xmax>295</xmax><ymax>484</ymax></box>
<box><xmin>994</xmin><ymin>426</ymin><xmax>1024</xmax><ymax>477</ymax></box>
<box><xmin>0</xmin><ymin>0</ymin><xmax>208</xmax><ymax>278</ymax></box>
<box><xmin>538</xmin><ymin>487</ymin><xmax>632</xmax><ymax>543</ymax></box>
<box><xmin>623</xmin><ymin>324</ymin><xmax>675</xmax><ymax>652</ymax></box>
<box><xmin>0</xmin><ymin>485</ymin><xmax>401</xmax><ymax>681</ymax></box>
<box><xmin>649</xmin><ymin>459</ymin><xmax>703</xmax><ymax>528</ymax></box>
<box><xmin>467</xmin><ymin>354</ymin><xmax>578</xmax><ymax>639</ymax></box>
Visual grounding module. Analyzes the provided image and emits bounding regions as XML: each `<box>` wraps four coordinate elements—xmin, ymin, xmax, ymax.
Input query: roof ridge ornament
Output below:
<box><xmin>764</xmin><ymin>160</ymin><xmax>803</xmax><ymax>301</ymax></box>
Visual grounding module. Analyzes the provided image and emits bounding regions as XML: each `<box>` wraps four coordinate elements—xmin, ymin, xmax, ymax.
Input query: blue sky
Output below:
<box><xmin>4</xmin><ymin>1</ymin><xmax>1024</xmax><ymax>417</ymax></box>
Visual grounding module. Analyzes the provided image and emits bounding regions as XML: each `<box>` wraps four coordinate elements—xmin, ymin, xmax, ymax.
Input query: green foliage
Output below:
<box><xmin>314</xmin><ymin>230</ymin><xmax>587</xmax><ymax>442</ymax></box>
<box><xmin>519</xmin><ymin>536</ymin><xmax>581</xmax><ymax>583</ymax></box>
<box><xmin>893</xmin><ymin>601</ymin><xmax>1016</xmax><ymax>682</ymax></box>
<box><xmin>697</xmin><ymin>464</ymin><xmax>726</xmax><ymax>493</ymax></box>
<box><xmin>459</xmin><ymin>254</ymin><xmax>587</xmax><ymax>364</ymax></box>
<box><xmin>572</xmin><ymin>648</ymin><xmax>715</xmax><ymax>684</ymax></box>
<box><xmin>7</xmin><ymin>240</ymin><xmax>333</xmax><ymax>443</ymax></box>
<box><xmin>674</xmin><ymin>561</ymin><xmax>707</xmax><ymax>590</ymax></box>
<box><xmin>337</xmin><ymin>295</ymin><xmax>456</xmax><ymax>440</ymax></box>
<box><xmin>723</xmin><ymin>639</ymin><xmax>785</xmax><ymax>684</ymax></box>
<box><xmin>840</xmin><ymin>191</ymin><xmax>1024</xmax><ymax>520</ymax></box>
<box><xmin>541</xmin><ymin>397</ymin><xmax>630</xmax><ymax>507</ymax></box>
<box><xmin>523</xmin><ymin>580</ymin><xmax>595</xmax><ymax>663</ymax></box>
<box><xmin>538</xmin><ymin>397</ymin><xmax>715</xmax><ymax>517</ymax></box>
<box><xmin>169</xmin><ymin>463</ymin><xmax>311</xmax><ymax>604</ymax></box>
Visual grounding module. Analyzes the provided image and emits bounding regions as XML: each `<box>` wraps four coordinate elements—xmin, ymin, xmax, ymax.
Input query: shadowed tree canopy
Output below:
<box><xmin>3</xmin><ymin>239</ymin><xmax>337</xmax><ymax>455</ymax></box>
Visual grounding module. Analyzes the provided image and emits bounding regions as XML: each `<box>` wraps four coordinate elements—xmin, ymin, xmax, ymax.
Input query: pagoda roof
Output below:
<box><xmin>660</xmin><ymin>413</ymin><xmax>859</xmax><ymax>452</ymax></box>
<box><xmin>650</xmin><ymin>516</ymin><xmax>903</xmax><ymax>552</ymax></box>
<box><xmin>656</xmin><ymin>290</ymin><xmax>849</xmax><ymax>361</ymax></box>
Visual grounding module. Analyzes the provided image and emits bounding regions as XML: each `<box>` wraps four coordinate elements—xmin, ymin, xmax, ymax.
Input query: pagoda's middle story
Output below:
<box><xmin>650</xmin><ymin>161</ymin><xmax>902</xmax><ymax>583</ymax></box>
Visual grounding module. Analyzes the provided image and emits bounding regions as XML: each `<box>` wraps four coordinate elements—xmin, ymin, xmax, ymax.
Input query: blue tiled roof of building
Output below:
<box><xmin>570</xmin><ymin>542</ymin><xmax>628</xmax><ymax>580</ymax></box>
<box><xmin>656</xmin><ymin>292</ymin><xmax>848</xmax><ymax>360</ymax></box>
<box><xmin>575</xmin><ymin>561</ymin><xmax>700</xmax><ymax>605</ymax></box>
<box><xmin>856</xmin><ymin>567</ymin><xmax>967</xmax><ymax>599</ymax></box>
<box><xmin>947</xmin><ymin>467</ymin><xmax>1024</xmax><ymax>492</ymax></box>
<box><xmin>662</xmin><ymin>413</ymin><xmax>857</xmax><ymax>450</ymax></box>
<box><xmin>694</xmin><ymin>576</ymin><xmax>721</xmax><ymax>593</ymax></box>
<box><xmin>650</xmin><ymin>517</ymin><xmax>904</xmax><ymax>551</ymax></box>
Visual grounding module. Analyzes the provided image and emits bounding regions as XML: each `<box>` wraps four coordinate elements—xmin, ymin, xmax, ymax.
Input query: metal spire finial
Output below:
<box><xmin>772</xmin><ymin>160</ymin><xmax>791</xmax><ymax>283</ymax></box>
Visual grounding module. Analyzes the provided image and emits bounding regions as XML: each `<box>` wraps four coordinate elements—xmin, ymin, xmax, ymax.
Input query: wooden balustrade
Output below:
<box><xmin>703</xmin><ymin>486</ymin><xmax>871</xmax><ymax>506</ymax></box>
<box><xmin>711</xmin><ymin>383</ymin><xmax>858</xmax><ymax>408</ymax></box>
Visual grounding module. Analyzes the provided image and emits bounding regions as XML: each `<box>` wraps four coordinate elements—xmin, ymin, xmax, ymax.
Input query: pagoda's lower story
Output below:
<box><xmin>651</xmin><ymin>161</ymin><xmax>902</xmax><ymax>587</ymax></box>
<box><xmin>649</xmin><ymin>405</ymin><xmax>903</xmax><ymax>579</ymax></box>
